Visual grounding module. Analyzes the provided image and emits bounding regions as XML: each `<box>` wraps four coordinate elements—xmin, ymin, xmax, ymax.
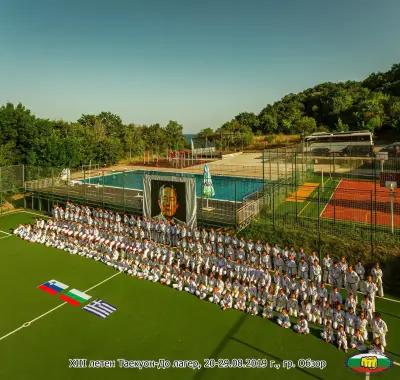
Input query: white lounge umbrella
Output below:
<box><xmin>202</xmin><ymin>164</ymin><xmax>215</xmax><ymax>209</ymax></box>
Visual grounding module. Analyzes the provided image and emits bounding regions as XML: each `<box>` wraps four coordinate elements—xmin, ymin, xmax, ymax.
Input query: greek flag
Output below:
<box><xmin>202</xmin><ymin>164</ymin><xmax>215</xmax><ymax>198</ymax></box>
<box><xmin>83</xmin><ymin>299</ymin><xmax>117</xmax><ymax>319</ymax></box>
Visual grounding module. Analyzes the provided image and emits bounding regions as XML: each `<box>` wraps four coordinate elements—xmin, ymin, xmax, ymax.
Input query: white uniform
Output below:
<box><xmin>365</xmin><ymin>281</ymin><xmax>378</xmax><ymax>312</ymax></box>
<box><xmin>287</xmin><ymin>297</ymin><xmax>299</xmax><ymax>317</ymax></box>
<box><xmin>294</xmin><ymin>319</ymin><xmax>309</xmax><ymax>334</ymax></box>
<box><xmin>345</xmin><ymin>271</ymin><xmax>359</xmax><ymax>298</ymax></box>
<box><xmin>371</xmin><ymin>267</ymin><xmax>384</xmax><ymax>297</ymax></box>
<box><xmin>371</xmin><ymin>318</ymin><xmax>388</xmax><ymax>347</ymax></box>
<box><xmin>322</xmin><ymin>256</ymin><xmax>332</xmax><ymax>283</ymax></box>
<box><xmin>350</xmin><ymin>333</ymin><xmax>366</xmax><ymax>351</ymax></box>
<box><xmin>321</xmin><ymin>324</ymin><xmax>334</xmax><ymax>342</ymax></box>
<box><xmin>337</xmin><ymin>330</ymin><xmax>348</xmax><ymax>351</ymax></box>
<box><xmin>355</xmin><ymin>262</ymin><xmax>365</xmax><ymax>291</ymax></box>
<box><xmin>277</xmin><ymin>313</ymin><xmax>291</xmax><ymax>328</ymax></box>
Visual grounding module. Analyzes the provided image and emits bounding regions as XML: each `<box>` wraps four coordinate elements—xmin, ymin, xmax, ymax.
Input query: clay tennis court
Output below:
<box><xmin>321</xmin><ymin>179</ymin><xmax>400</xmax><ymax>227</ymax></box>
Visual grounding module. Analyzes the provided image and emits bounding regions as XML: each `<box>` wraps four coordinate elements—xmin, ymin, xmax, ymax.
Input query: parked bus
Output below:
<box><xmin>304</xmin><ymin>131</ymin><xmax>373</xmax><ymax>156</ymax></box>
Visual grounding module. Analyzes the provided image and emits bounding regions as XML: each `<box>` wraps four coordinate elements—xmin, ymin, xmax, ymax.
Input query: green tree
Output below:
<box><xmin>294</xmin><ymin>116</ymin><xmax>317</xmax><ymax>134</ymax></box>
<box><xmin>234</xmin><ymin>112</ymin><xmax>259</xmax><ymax>132</ymax></box>
<box><xmin>198</xmin><ymin>128</ymin><xmax>214</xmax><ymax>138</ymax></box>
<box><xmin>164</xmin><ymin>120</ymin><xmax>185</xmax><ymax>149</ymax></box>
<box><xmin>123</xmin><ymin>124</ymin><xmax>145</xmax><ymax>159</ymax></box>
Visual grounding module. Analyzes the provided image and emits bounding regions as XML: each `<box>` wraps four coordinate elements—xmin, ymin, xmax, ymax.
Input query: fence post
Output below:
<box><xmin>102</xmin><ymin>171</ymin><xmax>105</xmax><ymax>208</ymax></box>
<box><xmin>269</xmin><ymin>151</ymin><xmax>272</xmax><ymax>180</ymax></box>
<box><xmin>272</xmin><ymin>185</ymin><xmax>275</xmax><ymax>228</ymax></box>
<box><xmin>370</xmin><ymin>190</ymin><xmax>373</xmax><ymax>257</ymax></box>
<box><xmin>234</xmin><ymin>181</ymin><xmax>237</xmax><ymax>228</ymax></box>
<box><xmin>262</xmin><ymin>150</ymin><xmax>265</xmax><ymax>210</ymax></box>
<box><xmin>295</xmin><ymin>184</ymin><xmax>298</xmax><ymax>222</ymax></box>
<box><xmin>122</xmin><ymin>171</ymin><xmax>126</xmax><ymax>212</ymax></box>
<box><xmin>317</xmin><ymin>187</ymin><xmax>321</xmax><ymax>254</ymax></box>
<box><xmin>374</xmin><ymin>157</ymin><xmax>377</xmax><ymax>232</ymax></box>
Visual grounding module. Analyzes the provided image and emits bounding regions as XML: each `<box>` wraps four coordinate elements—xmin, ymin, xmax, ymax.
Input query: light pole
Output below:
<box><xmin>385</xmin><ymin>181</ymin><xmax>397</xmax><ymax>234</ymax></box>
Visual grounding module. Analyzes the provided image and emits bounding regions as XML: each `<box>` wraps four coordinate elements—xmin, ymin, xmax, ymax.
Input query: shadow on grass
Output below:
<box><xmin>386</xmin><ymin>350</ymin><xmax>400</xmax><ymax>359</ymax></box>
<box><xmin>381</xmin><ymin>310</ymin><xmax>400</xmax><ymax>321</ymax></box>
<box><xmin>193</xmin><ymin>313</ymin><xmax>248</xmax><ymax>380</ymax></box>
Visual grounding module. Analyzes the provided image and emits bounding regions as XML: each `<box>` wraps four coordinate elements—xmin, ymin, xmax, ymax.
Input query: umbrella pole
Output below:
<box><xmin>206</xmin><ymin>198</ymin><xmax>209</xmax><ymax>208</ymax></box>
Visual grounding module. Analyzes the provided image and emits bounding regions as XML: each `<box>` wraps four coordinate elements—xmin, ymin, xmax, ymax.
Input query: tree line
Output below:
<box><xmin>0</xmin><ymin>106</ymin><xmax>186</xmax><ymax>167</ymax></box>
<box><xmin>1</xmin><ymin>63</ymin><xmax>399</xmax><ymax>168</ymax></box>
<box><xmin>200</xmin><ymin>63</ymin><xmax>400</xmax><ymax>138</ymax></box>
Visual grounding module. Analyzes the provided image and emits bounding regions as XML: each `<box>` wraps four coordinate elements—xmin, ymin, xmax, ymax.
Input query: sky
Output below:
<box><xmin>1</xmin><ymin>0</ymin><xmax>400</xmax><ymax>133</ymax></box>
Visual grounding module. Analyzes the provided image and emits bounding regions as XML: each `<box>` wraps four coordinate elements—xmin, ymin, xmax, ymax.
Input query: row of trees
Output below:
<box><xmin>0</xmin><ymin>104</ymin><xmax>186</xmax><ymax>167</ymax></box>
<box><xmin>1</xmin><ymin>63</ymin><xmax>399</xmax><ymax>168</ymax></box>
<box><xmin>202</xmin><ymin>63</ymin><xmax>400</xmax><ymax>138</ymax></box>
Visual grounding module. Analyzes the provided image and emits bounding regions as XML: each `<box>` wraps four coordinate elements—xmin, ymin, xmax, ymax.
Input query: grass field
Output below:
<box><xmin>0</xmin><ymin>211</ymin><xmax>399</xmax><ymax>380</ymax></box>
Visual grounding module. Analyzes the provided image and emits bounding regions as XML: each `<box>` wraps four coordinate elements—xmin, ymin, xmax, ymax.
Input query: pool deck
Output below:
<box><xmin>74</xmin><ymin>152</ymin><xmax>294</xmax><ymax>181</ymax></box>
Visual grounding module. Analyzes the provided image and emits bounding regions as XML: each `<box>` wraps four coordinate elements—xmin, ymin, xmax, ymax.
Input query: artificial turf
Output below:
<box><xmin>0</xmin><ymin>211</ymin><xmax>399</xmax><ymax>380</ymax></box>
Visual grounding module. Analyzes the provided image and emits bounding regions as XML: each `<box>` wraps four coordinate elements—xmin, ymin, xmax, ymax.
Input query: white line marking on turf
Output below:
<box><xmin>0</xmin><ymin>209</ymin><xmax>50</xmax><ymax>218</ymax></box>
<box><xmin>0</xmin><ymin>271</ymin><xmax>122</xmax><ymax>342</ymax></box>
<box><xmin>320</xmin><ymin>178</ymin><xmax>341</xmax><ymax>217</ymax></box>
<box><xmin>297</xmin><ymin>178</ymin><xmax>332</xmax><ymax>217</ymax></box>
<box><xmin>394</xmin><ymin>361</ymin><xmax>400</xmax><ymax>366</ymax></box>
<box><xmin>0</xmin><ymin>229</ymin><xmax>11</xmax><ymax>236</ymax></box>
<box><xmin>21</xmin><ymin>210</ymin><xmax>50</xmax><ymax>218</ymax></box>
<box><xmin>0</xmin><ymin>235</ymin><xmax>12</xmax><ymax>240</ymax></box>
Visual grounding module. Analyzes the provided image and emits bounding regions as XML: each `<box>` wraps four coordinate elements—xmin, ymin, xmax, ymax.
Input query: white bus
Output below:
<box><xmin>304</xmin><ymin>131</ymin><xmax>373</xmax><ymax>156</ymax></box>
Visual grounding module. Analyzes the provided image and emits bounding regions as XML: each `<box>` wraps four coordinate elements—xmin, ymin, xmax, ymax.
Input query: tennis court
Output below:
<box><xmin>321</xmin><ymin>179</ymin><xmax>400</xmax><ymax>227</ymax></box>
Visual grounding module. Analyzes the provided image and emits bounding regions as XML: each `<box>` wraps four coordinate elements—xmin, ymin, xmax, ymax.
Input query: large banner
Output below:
<box><xmin>143</xmin><ymin>175</ymin><xmax>197</xmax><ymax>228</ymax></box>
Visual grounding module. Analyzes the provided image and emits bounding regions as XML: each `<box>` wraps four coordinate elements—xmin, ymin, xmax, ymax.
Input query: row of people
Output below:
<box><xmin>14</xmin><ymin>215</ymin><xmax>389</xmax><ymax>351</ymax></box>
<box><xmin>52</xmin><ymin>203</ymin><xmax>384</xmax><ymax>297</ymax></box>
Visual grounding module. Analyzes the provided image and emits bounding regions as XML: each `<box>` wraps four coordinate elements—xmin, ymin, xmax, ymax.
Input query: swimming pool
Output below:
<box><xmin>81</xmin><ymin>170</ymin><xmax>264</xmax><ymax>202</ymax></box>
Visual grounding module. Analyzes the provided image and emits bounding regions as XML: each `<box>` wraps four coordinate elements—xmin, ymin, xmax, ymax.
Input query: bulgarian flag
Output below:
<box><xmin>38</xmin><ymin>280</ymin><xmax>69</xmax><ymax>295</ymax></box>
<box><xmin>60</xmin><ymin>289</ymin><xmax>91</xmax><ymax>306</ymax></box>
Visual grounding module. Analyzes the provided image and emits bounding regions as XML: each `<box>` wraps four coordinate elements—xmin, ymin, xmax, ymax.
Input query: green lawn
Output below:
<box><xmin>0</xmin><ymin>211</ymin><xmax>399</xmax><ymax>380</ymax></box>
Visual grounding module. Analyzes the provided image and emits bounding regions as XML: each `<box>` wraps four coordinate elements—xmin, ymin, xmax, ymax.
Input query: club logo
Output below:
<box><xmin>346</xmin><ymin>353</ymin><xmax>392</xmax><ymax>374</ymax></box>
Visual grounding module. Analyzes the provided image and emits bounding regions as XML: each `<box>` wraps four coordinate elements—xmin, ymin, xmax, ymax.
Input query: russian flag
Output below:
<box><xmin>38</xmin><ymin>280</ymin><xmax>69</xmax><ymax>295</ymax></box>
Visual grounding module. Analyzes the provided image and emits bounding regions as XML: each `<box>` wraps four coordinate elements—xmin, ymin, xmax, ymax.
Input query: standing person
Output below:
<box><xmin>322</xmin><ymin>253</ymin><xmax>332</xmax><ymax>284</ymax></box>
<box><xmin>365</xmin><ymin>276</ymin><xmax>378</xmax><ymax>312</ymax></box>
<box><xmin>355</xmin><ymin>259</ymin><xmax>365</xmax><ymax>292</ymax></box>
<box><xmin>361</xmin><ymin>294</ymin><xmax>374</xmax><ymax>322</ymax></box>
<box><xmin>286</xmin><ymin>254</ymin><xmax>297</xmax><ymax>277</ymax></box>
<box><xmin>371</xmin><ymin>262</ymin><xmax>384</xmax><ymax>297</ymax></box>
<box><xmin>329</xmin><ymin>262</ymin><xmax>340</xmax><ymax>288</ymax></box>
<box><xmin>311</xmin><ymin>259</ymin><xmax>322</xmax><ymax>285</ymax></box>
<box><xmin>338</xmin><ymin>256</ymin><xmax>348</xmax><ymax>289</ymax></box>
<box><xmin>330</xmin><ymin>286</ymin><xmax>343</xmax><ymax>306</ymax></box>
<box><xmin>345</xmin><ymin>265</ymin><xmax>360</xmax><ymax>301</ymax></box>
<box><xmin>298</xmin><ymin>258</ymin><xmax>309</xmax><ymax>281</ymax></box>
<box><xmin>371</xmin><ymin>312</ymin><xmax>388</xmax><ymax>351</ymax></box>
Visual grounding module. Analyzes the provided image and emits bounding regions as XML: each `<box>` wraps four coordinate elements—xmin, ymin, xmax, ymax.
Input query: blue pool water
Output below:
<box><xmin>82</xmin><ymin>170</ymin><xmax>264</xmax><ymax>202</ymax></box>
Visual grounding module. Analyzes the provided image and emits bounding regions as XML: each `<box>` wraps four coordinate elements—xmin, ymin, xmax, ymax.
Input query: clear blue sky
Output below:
<box><xmin>1</xmin><ymin>0</ymin><xmax>399</xmax><ymax>133</ymax></box>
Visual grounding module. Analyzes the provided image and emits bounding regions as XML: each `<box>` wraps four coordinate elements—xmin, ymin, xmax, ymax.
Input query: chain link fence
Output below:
<box><xmin>262</xmin><ymin>151</ymin><xmax>400</xmax><ymax>254</ymax></box>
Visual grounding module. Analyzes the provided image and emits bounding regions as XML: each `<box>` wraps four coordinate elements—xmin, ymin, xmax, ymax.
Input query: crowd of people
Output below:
<box><xmin>14</xmin><ymin>202</ymin><xmax>388</xmax><ymax>353</ymax></box>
